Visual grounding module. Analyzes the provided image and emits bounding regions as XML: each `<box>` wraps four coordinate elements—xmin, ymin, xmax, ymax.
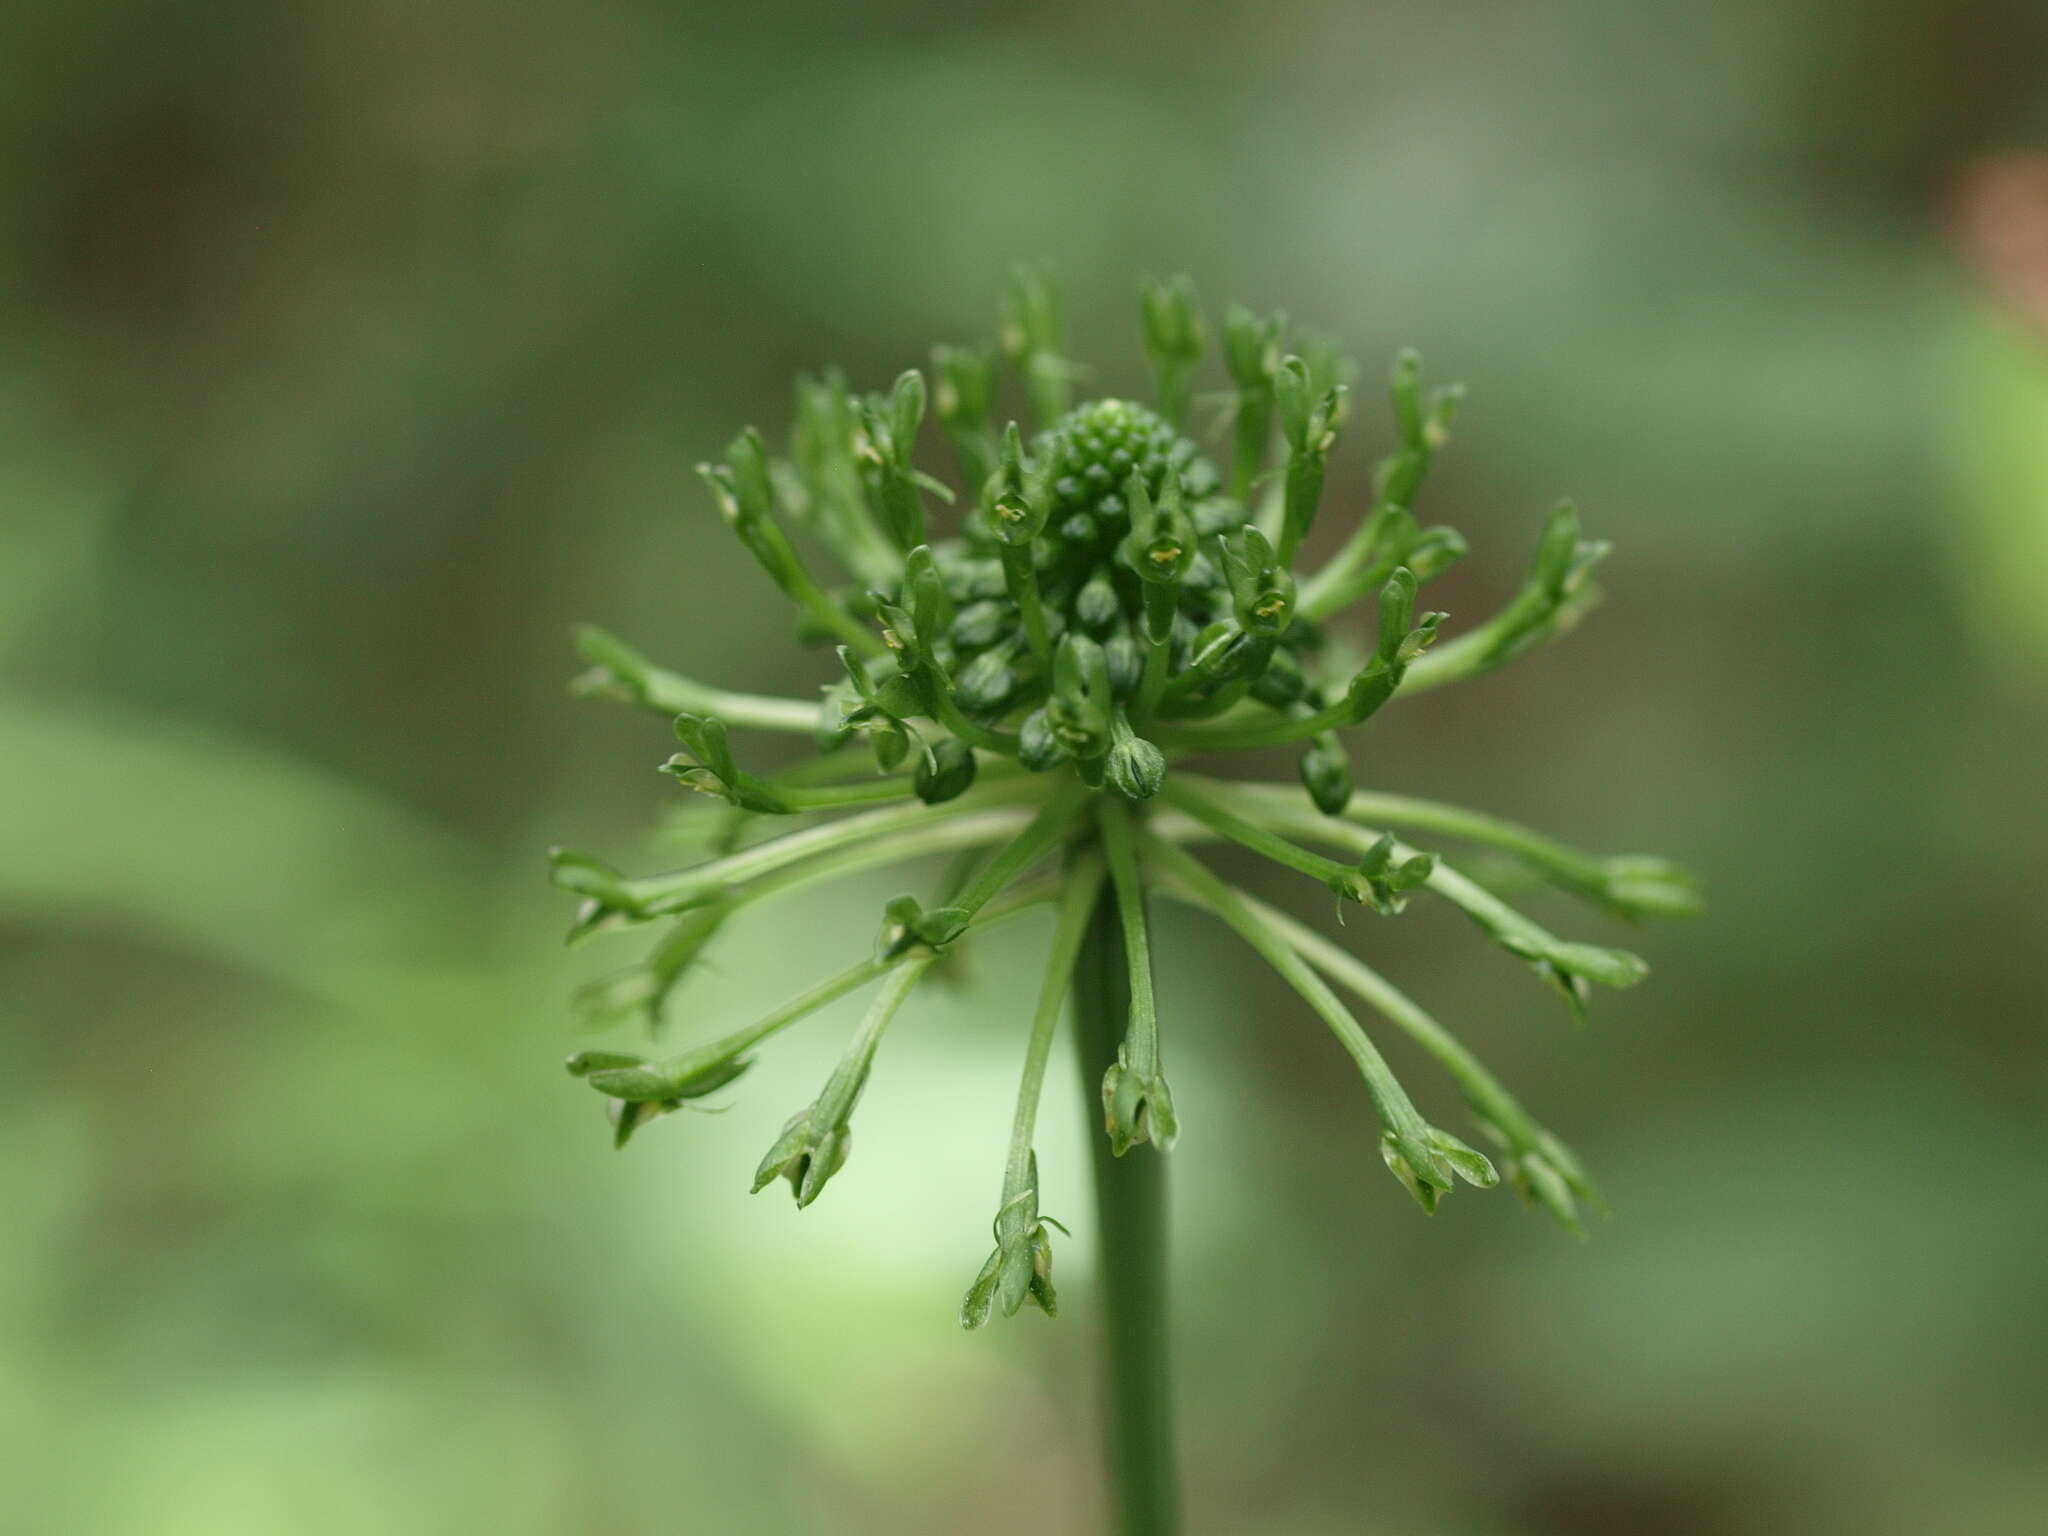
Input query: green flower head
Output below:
<box><xmin>552</xmin><ymin>269</ymin><xmax>1696</xmax><ymax>1323</ymax></box>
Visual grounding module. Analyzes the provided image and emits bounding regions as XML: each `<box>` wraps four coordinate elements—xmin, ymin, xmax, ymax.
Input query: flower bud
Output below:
<box><xmin>1105</xmin><ymin>728</ymin><xmax>1166</xmax><ymax>802</ymax></box>
<box><xmin>915</xmin><ymin>739</ymin><xmax>979</xmax><ymax>805</ymax></box>
<box><xmin>1298</xmin><ymin>735</ymin><xmax>1354</xmax><ymax>816</ymax></box>
<box><xmin>1250</xmin><ymin>645</ymin><xmax>1308</xmax><ymax>705</ymax></box>
<box><xmin>1017</xmin><ymin>707</ymin><xmax>1067</xmax><ymax>771</ymax></box>
<box><xmin>1076</xmin><ymin>567</ymin><xmax>1120</xmax><ymax>631</ymax></box>
<box><xmin>949</xmin><ymin>599</ymin><xmax>1005</xmax><ymax>649</ymax></box>
<box><xmin>1103</xmin><ymin>632</ymin><xmax>1144</xmax><ymax>698</ymax></box>
<box><xmin>953</xmin><ymin>647</ymin><xmax>1017</xmax><ymax>712</ymax></box>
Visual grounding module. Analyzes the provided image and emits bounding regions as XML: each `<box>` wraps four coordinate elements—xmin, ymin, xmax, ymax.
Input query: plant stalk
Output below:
<box><xmin>1073</xmin><ymin>873</ymin><xmax>1178</xmax><ymax>1536</ymax></box>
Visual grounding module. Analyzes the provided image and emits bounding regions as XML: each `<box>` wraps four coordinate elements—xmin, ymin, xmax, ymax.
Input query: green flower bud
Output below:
<box><xmin>949</xmin><ymin>599</ymin><xmax>1006</xmax><ymax>650</ymax></box>
<box><xmin>1299</xmin><ymin>735</ymin><xmax>1354</xmax><ymax>815</ymax></box>
<box><xmin>1250</xmin><ymin>645</ymin><xmax>1308</xmax><ymax>706</ymax></box>
<box><xmin>1076</xmin><ymin>567</ymin><xmax>1120</xmax><ymax>631</ymax></box>
<box><xmin>1105</xmin><ymin>719</ymin><xmax>1166</xmax><ymax>802</ymax></box>
<box><xmin>915</xmin><ymin>739</ymin><xmax>979</xmax><ymax>805</ymax></box>
<box><xmin>1017</xmin><ymin>707</ymin><xmax>1066</xmax><ymax>771</ymax></box>
<box><xmin>1103</xmin><ymin>632</ymin><xmax>1144</xmax><ymax>698</ymax></box>
<box><xmin>953</xmin><ymin>646</ymin><xmax>1017</xmax><ymax>712</ymax></box>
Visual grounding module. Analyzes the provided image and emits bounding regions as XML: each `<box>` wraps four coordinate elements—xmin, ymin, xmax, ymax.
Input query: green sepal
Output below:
<box><xmin>1379</xmin><ymin>1123</ymin><xmax>1497</xmax><ymax>1212</ymax></box>
<box><xmin>752</xmin><ymin>1101</ymin><xmax>856</xmax><ymax>1207</ymax></box>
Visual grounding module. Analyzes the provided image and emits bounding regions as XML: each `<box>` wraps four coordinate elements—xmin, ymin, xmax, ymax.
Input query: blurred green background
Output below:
<box><xmin>6</xmin><ymin>3</ymin><xmax>2048</xmax><ymax>1533</ymax></box>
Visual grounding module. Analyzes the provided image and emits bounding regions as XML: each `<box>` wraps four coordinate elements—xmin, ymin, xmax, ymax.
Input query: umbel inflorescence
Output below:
<box><xmin>551</xmin><ymin>270</ymin><xmax>1695</xmax><ymax>1328</ymax></box>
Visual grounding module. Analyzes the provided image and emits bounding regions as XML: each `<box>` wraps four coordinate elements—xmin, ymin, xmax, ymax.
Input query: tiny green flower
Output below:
<box><xmin>548</xmin><ymin>269</ymin><xmax>1693</xmax><ymax>1286</ymax></box>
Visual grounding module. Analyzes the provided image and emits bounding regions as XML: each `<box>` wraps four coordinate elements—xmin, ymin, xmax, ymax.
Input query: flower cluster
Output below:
<box><xmin>552</xmin><ymin>270</ymin><xmax>1695</xmax><ymax>1327</ymax></box>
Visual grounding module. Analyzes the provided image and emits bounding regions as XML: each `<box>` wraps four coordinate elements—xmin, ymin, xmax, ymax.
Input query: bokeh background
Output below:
<box><xmin>6</xmin><ymin>3</ymin><xmax>2048</xmax><ymax>1532</ymax></box>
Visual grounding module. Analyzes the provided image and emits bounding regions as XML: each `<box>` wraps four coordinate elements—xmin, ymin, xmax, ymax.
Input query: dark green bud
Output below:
<box><xmin>949</xmin><ymin>599</ymin><xmax>1006</xmax><ymax>649</ymax></box>
<box><xmin>1103</xmin><ymin>632</ymin><xmax>1144</xmax><ymax>698</ymax></box>
<box><xmin>870</xmin><ymin>717</ymin><xmax>910</xmax><ymax>773</ymax></box>
<box><xmin>1017</xmin><ymin>707</ymin><xmax>1066</xmax><ymax>771</ymax></box>
<box><xmin>1299</xmin><ymin>735</ymin><xmax>1354</xmax><ymax>815</ymax></box>
<box><xmin>1076</xmin><ymin>567</ymin><xmax>1120</xmax><ymax>631</ymax></box>
<box><xmin>953</xmin><ymin>647</ymin><xmax>1017</xmax><ymax>712</ymax></box>
<box><xmin>914</xmin><ymin>739</ymin><xmax>978</xmax><ymax>805</ymax></box>
<box><xmin>1249</xmin><ymin>645</ymin><xmax>1307</xmax><ymax>706</ymax></box>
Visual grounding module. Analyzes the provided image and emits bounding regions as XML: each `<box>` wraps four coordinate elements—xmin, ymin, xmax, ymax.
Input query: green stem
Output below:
<box><xmin>573</xmin><ymin>625</ymin><xmax>824</xmax><ymax>734</ymax></box>
<box><xmin>1002</xmin><ymin>853</ymin><xmax>1105</xmax><ymax>1193</ymax></box>
<box><xmin>1073</xmin><ymin>873</ymin><xmax>1178</xmax><ymax>1536</ymax></box>
<box><xmin>622</xmin><ymin>781</ymin><xmax>1041</xmax><ymax>910</ymax></box>
<box><xmin>1139</xmin><ymin>834</ymin><xmax>1439</xmax><ymax>1159</ymax></box>
<box><xmin>1397</xmin><ymin>584</ymin><xmax>1601</xmax><ymax>694</ymax></box>
<box><xmin>1155</xmin><ymin>778</ymin><xmax>1359</xmax><ymax>891</ymax></box>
